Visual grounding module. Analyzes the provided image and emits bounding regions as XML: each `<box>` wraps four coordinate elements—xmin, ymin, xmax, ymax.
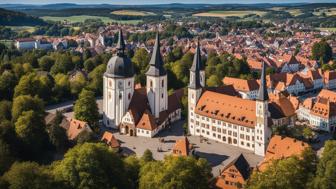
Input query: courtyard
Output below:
<box><xmin>106</xmin><ymin>120</ymin><xmax>263</xmax><ymax>177</ymax></box>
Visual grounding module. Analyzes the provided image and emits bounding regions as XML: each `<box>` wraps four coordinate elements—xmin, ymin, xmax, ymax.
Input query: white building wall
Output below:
<box><xmin>146</xmin><ymin>75</ymin><xmax>168</xmax><ymax>118</ymax></box>
<box><xmin>103</xmin><ymin>75</ymin><xmax>134</xmax><ymax>129</ymax></box>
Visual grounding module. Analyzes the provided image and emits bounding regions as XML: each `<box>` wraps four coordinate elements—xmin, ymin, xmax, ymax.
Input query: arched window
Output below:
<box><xmin>109</xmin><ymin>81</ymin><xmax>112</xmax><ymax>87</ymax></box>
<box><xmin>128</xmin><ymin>93</ymin><xmax>131</xmax><ymax>100</ymax></box>
<box><xmin>162</xmin><ymin>93</ymin><xmax>164</xmax><ymax>98</ymax></box>
<box><xmin>162</xmin><ymin>80</ymin><xmax>164</xmax><ymax>87</ymax></box>
<box><xmin>150</xmin><ymin>80</ymin><xmax>153</xmax><ymax>88</ymax></box>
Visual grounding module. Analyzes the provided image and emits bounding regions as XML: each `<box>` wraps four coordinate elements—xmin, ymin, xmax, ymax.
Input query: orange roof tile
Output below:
<box><xmin>195</xmin><ymin>91</ymin><xmax>257</xmax><ymax>128</ymax></box>
<box><xmin>136</xmin><ymin>110</ymin><xmax>157</xmax><ymax>131</ymax></box>
<box><xmin>223</xmin><ymin>77</ymin><xmax>259</xmax><ymax>92</ymax></box>
<box><xmin>258</xmin><ymin>135</ymin><xmax>309</xmax><ymax>171</ymax></box>
<box><xmin>101</xmin><ymin>131</ymin><xmax>120</xmax><ymax>149</ymax></box>
<box><xmin>172</xmin><ymin>137</ymin><xmax>190</xmax><ymax>156</ymax></box>
<box><xmin>67</xmin><ymin>118</ymin><xmax>90</xmax><ymax>140</ymax></box>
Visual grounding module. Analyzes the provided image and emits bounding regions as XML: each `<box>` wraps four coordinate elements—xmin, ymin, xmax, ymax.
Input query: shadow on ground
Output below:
<box><xmin>195</xmin><ymin>151</ymin><xmax>229</xmax><ymax>167</ymax></box>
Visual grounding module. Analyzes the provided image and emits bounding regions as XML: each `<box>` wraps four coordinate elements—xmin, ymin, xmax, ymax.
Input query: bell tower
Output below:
<box><xmin>188</xmin><ymin>39</ymin><xmax>203</xmax><ymax>135</ymax></box>
<box><xmin>254</xmin><ymin>62</ymin><xmax>271</xmax><ymax>156</ymax></box>
<box><xmin>146</xmin><ymin>32</ymin><xmax>167</xmax><ymax>118</ymax></box>
<box><xmin>103</xmin><ymin>29</ymin><xmax>135</xmax><ymax>128</ymax></box>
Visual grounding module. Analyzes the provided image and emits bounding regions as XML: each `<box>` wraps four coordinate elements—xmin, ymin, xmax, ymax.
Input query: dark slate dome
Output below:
<box><xmin>104</xmin><ymin>29</ymin><xmax>134</xmax><ymax>78</ymax></box>
<box><xmin>105</xmin><ymin>56</ymin><xmax>134</xmax><ymax>78</ymax></box>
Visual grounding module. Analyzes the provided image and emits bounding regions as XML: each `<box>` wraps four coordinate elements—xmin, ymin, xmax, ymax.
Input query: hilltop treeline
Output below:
<box><xmin>0</xmin><ymin>8</ymin><xmax>47</xmax><ymax>26</ymax></box>
<box><xmin>22</xmin><ymin>8</ymin><xmax>165</xmax><ymax>21</ymax></box>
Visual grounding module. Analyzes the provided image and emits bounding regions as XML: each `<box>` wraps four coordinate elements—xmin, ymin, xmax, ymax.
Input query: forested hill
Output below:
<box><xmin>0</xmin><ymin>8</ymin><xmax>47</xmax><ymax>26</ymax></box>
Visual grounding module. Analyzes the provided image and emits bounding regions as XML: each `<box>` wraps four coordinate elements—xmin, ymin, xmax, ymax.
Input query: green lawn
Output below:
<box><xmin>316</xmin><ymin>28</ymin><xmax>336</xmax><ymax>32</ymax></box>
<box><xmin>313</xmin><ymin>8</ymin><xmax>336</xmax><ymax>16</ymax></box>
<box><xmin>111</xmin><ymin>10</ymin><xmax>156</xmax><ymax>16</ymax></box>
<box><xmin>41</xmin><ymin>15</ymin><xmax>141</xmax><ymax>24</ymax></box>
<box><xmin>193</xmin><ymin>10</ymin><xmax>267</xmax><ymax>18</ymax></box>
<box><xmin>9</xmin><ymin>26</ymin><xmax>36</xmax><ymax>33</ymax></box>
<box><xmin>0</xmin><ymin>40</ymin><xmax>14</xmax><ymax>47</ymax></box>
<box><xmin>286</xmin><ymin>9</ymin><xmax>303</xmax><ymax>17</ymax></box>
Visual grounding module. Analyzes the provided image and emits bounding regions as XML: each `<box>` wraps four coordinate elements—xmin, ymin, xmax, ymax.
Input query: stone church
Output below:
<box><xmin>103</xmin><ymin>29</ymin><xmax>183</xmax><ymax>137</ymax></box>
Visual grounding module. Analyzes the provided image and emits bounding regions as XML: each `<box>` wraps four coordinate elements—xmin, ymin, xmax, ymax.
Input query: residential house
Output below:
<box><xmin>257</xmin><ymin>135</ymin><xmax>309</xmax><ymax>171</ymax></box>
<box><xmin>101</xmin><ymin>131</ymin><xmax>120</xmax><ymax>151</ymax></box>
<box><xmin>215</xmin><ymin>154</ymin><xmax>251</xmax><ymax>189</ymax></box>
<box><xmin>298</xmin><ymin>89</ymin><xmax>336</xmax><ymax>132</ymax></box>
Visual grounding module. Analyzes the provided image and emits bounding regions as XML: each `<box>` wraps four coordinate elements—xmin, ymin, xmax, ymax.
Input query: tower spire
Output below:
<box><xmin>257</xmin><ymin>62</ymin><xmax>269</xmax><ymax>101</ymax></box>
<box><xmin>116</xmin><ymin>29</ymin><xmax>125</xmax><ymax>56</ymax></box>
<box><xmin>146</xmin><ymin>32</ymin><xmax>166</xmax><ymax>76</ymax></box>
<box><xmin>189</xmin><ymin>38</ymin><xmax>202</xmax><ymax>89</ymax></box>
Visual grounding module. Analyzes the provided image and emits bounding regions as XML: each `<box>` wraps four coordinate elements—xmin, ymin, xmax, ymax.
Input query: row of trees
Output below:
<box><xmin>0</xmin><ymin>143</ymin><xmax>212</xmax><ymax>189</ymax></box>
<box><xmin>0</xmin><ymin>46</ymin><xmax>110</xmax><ymax>103</ymax></box>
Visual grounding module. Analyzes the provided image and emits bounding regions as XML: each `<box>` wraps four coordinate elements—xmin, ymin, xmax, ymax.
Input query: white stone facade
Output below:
<box><xmin>103</xmin><ymin>76</ymin><xmax>134</xmax><ymax>129</ymax></box>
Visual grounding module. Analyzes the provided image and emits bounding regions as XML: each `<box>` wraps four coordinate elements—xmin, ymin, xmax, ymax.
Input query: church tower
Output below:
<box><xmin>188</xmin><ymin>39</ymin><xmax>203</xmax><ymax>135</ymax></box>
<box><xmin>254</xmin><ymin>62</ymin><xmax>272</xmax><ymax>156</ymax></box>
<box><xmin>197</xmin><ymin>41</ymin><xmax>205</xmax><ymax>87</ymax></box>
<box><xmin>103</xmin><ymin>29</ymin><xmax>135</xmax><ymax>128</ymax></box>
<box><xmin>146</xmin><ymin>32</ymin><xmax>168</xmax><ymax>118</ymax></box>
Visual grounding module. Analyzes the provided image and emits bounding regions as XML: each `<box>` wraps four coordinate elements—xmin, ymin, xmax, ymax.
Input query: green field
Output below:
<box><xmin>0</xmin><ymin>40</ymin><xmax>13</xmax><ymax>47</ymax></box>
<box><xmin>111</xmin><ymin>10</ymin><xmax>156</xmax><ymax>16</ymax></box>
<box><xmin>316</xmin><ymin>28</ymin><xmax>336</xmax><ymax>32</ymax></box>
<box><xmin>9</xmin><ymin>26</ymin><xmax>35</xmax><ymax>33</ymax></box>
<box><xmin>41</xmin><ymin>15</ymin><xmax>141</xmax><ymax>24</ymax></box>
<box><xmin>286</xmin><ymin>9</ymin><xmax>303</xmax><ymax>16</ymax></box>
<box><xmin>313</xmin><ymin>8</ymin><xmax>336</xmax><ymax>16</ymax></box>
<box><xmin>193</xmin><ymin>10</ymin><xmax>267</xmax><ymax>18</ymax></box>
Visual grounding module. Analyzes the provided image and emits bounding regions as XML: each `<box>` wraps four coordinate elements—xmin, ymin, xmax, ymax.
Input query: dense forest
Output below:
<box><xmin>0</xmin><ymin>8</ymin><xmax>47</xmax><ymax>26</ymax></box>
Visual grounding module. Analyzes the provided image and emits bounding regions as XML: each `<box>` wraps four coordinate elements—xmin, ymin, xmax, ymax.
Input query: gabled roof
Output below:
<box><xmin>268</xmin><ymin>93</ymin><xmax>297</xmax><ymax>119</ymax></box>
<box><xmin>67</xmin><ymin>118</ymin><xmax>91</xmax><ymax>140</ymax></box>
<box><xmin>223</xmin><ymin>77</ymin><xmax>259</xmax><ymax>92</ymax></box>
<box><xmin>301</xmin><ymin>89</ymin><xmax>336</xmax><ymax>119</ymax></box>
<box><xmin>136</xmin><ymin>110</ymin><xmax>157</xmax><ymax>131</ymax></box>
<box><xmin>101</xmin><ymin>131</ymin><xmax>120</xmax><ymax>148</ymax></box>
<box><xmin>258</xmin><ymin>135</ymin><xmax>309</xmax><ymax>171</ymax></box>
<box><xmin>128</xmin><ymin>88</ymin><xmax>150</xmax><ymax>125</ymax></box>
<box><xmin>223</xmin><ymin>154</ymin><xmax>251</xmax><ymax>180</ymax></box>
<box><xmin>172</xmin><ymin>137</ymin><xmax>190</xmax><ymax>156</ymax></box>
<box><xmin>146</xmin><ymin>32</ymin><xmax>166</xmax><ymax>76</ymax></box>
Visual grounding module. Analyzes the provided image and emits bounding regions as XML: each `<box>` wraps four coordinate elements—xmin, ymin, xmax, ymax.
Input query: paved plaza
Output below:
<box><xmin>47</xmin><ymin>98</ymin><xmax>263</xmax><ymax>176</ymax></box>
<box><xmin>108</xmin><ymin>120</ymin><xmax>263</xmax><ymax>177</ymax></box>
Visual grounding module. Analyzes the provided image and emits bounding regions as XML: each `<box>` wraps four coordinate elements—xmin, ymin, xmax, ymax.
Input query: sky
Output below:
<box><xmin>1</xmin><ymin>0</ymin><xmax>336</xmax><ymax>4</ymax></box>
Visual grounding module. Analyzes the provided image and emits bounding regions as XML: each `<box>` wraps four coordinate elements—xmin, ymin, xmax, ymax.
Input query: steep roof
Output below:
<box><xmin>189</xmin><ymin>40</ymin><xmax>202</xmax><ymax>89</ymax></box>
<box><xmin>257</xmin><ymin>62</ymin><xmax>269</xmax><ymax>101</ymax></box>
<box><xmin>101</xmin><ymin>131</ymin><xmax>120</xmax><ymax>148</ymax></box>
<box><xmin>128</xmin><ymin>88</ymin><xmax>150</xmax><ymax>125</ymax></box>
<box><xmin>146</xmin><ymin>32</ymin><xmax>166</xmax><ymax>76</ymax></box>
<box><xmin>268</xmin><ymin>93</ymin><xmax>297</xmax><ymax>119</ymax></box>
<box><xmin>302</xmin><ymin>89</ymin><xmax>336</xmax><ymax>119</ymax></box>
<box><xmin>67</xmin><ymin>118</ymin><xmax>91</xmax><ymax>140</ymax></box>
<box><xmin>195</xmin><ymin>90</ymin><xmax>257</xmax><ymax>128</ymax></box>
<box><xmin>223</xmin><ymin>77</ymin><xmax>259</xmax><ymax>92</ymax></box>
<box><xmin>223</xmin><ymin>154</ymin><xmax>251</xmax><ymax>180</ymax></box>
<box><xmin>258</xmin><ymin>135</ymin><xmax>309</xmax><ymax>171</ymax></box>
<box><xmin>105</xmin><ymin>29</ymin><xmax>134</xmax><ymax>78</ymax></box>
<box><xmin>172</xmin><ymin>137</ymin><xmax>190</xmax><ymax>156</ymax></box>
<box><xmin>136</xmin><ymin>110</ymin><xmax>157</xmax><ymax>131</ymax></box>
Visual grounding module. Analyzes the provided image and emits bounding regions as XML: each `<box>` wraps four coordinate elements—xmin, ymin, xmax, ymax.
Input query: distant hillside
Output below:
<box><xmin>0</xmin><ymin>8</ymin><xmax>47</xmax><ymax>26</ymax></box>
